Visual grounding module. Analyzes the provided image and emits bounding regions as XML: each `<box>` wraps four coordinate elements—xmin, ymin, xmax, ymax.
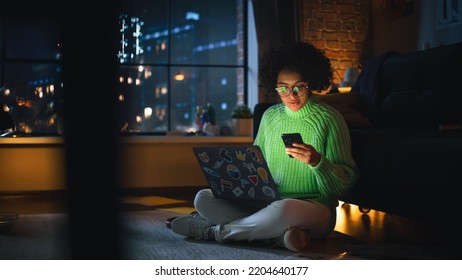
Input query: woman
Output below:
<box><xmin>170</xmin><ymin>41</ymin><xmax>359</xmax><ymax>252</ymax></box>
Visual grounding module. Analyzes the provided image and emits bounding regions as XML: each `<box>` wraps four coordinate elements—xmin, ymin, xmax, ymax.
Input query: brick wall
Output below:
<box><xmin>301</xmin><ymin>0</ymin><xmax>372</xmax><ymax>85</ymax></box>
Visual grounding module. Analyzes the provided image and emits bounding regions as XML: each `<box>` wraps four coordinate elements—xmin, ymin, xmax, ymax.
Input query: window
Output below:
<box><xmin>0</xmin><ymin>17</ymin><xmax>63</xmax><ymax>136</ymax></box>
<box><xmin>0</xmin><ymin>0</ymin><xmax>256</xmax><ymax>136</ymax></box>
<box><xmin>116</xmin><ymin>0</ymin><xmax>248</xmax><ymax>134</ymax></box>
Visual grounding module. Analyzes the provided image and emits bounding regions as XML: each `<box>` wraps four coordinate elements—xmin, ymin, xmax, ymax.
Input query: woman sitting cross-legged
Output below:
<box><xmin>170</xmin><ymin>41</ymin><xmax>359</xmax><ymax>252</ymax></box>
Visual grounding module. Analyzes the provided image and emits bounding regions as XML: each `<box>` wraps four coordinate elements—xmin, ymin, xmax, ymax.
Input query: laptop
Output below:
<box><xmin>192</xmin><ymin>145</ymin><xmax>280</xmax><ymax>201</ymax></box>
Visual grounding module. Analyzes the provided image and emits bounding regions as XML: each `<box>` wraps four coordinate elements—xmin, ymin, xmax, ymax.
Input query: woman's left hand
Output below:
<box><xmin>286</xmin><ymin>143</ymin><xmax>321</xmax><ymax>166</ymax></box>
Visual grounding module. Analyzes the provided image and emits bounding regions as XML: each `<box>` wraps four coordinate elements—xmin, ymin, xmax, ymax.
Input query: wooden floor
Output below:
<box><xmin>0</xmin><ymin>187</ymin><xmax>458</xmax><ymax>259</ymax></box>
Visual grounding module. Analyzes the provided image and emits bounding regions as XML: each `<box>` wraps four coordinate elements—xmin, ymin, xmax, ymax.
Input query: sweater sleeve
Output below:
<box><xmin>253</xmin><ymin>107</ymin><xmax>270</xmax><ymax>148</ymax></box>
<box><xmin>253</xmin><ymin>118</ymin><xmax>264</xmax><ymax>146</ymax></box>
<box><xmin>310</xmin><ymin>107</ymin><xmax>359</xmax><ymax>198</ymax></box>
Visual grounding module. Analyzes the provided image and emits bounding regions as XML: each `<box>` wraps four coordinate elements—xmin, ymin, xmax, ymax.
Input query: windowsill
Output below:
<box><xmin>0</xmin><ymin>136</ymin><xmax>64</xmax><ymax>145</ymax></box>
<box><xmin>0</xmin><ymin>135</ymin><xmax>253</xmax><ymax>145</ymax></box>
<box><xmin>0</xmin><ymin>134</ymin><xmax>254</xmax><ymax>191</ymax></box>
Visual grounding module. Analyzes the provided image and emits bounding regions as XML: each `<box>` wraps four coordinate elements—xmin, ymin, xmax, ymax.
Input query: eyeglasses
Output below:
<box><xmin>274</xmin><ymin>85</ymin><xmax>309</xmax><ymax>98</ymax></box>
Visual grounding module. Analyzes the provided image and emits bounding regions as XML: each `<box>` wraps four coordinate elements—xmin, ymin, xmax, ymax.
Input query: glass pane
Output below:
<box><xmin>4</xmin><ymin>17</ymin><xmax>62</xmax><ymax>61</ymax></box>
<box><xmin>115</xmin><ymin>0</ymin><xmax>247</xmax><ymax>135</ymax></box>
<box><xmin>170</xmin><ymin>0</ymin><xmax>244</xmax><ymax>66</ymax></box>
<box><xmin>117</xmin><ymin>0</ymin><xmax>169</xmax><ymax>64</ymax></box>
<box><xmin>2</xmin><ymin>63</ymin><xmax>63</xmax><ymax>135</ymax></box>
<box><xmin>170</xmin><ymin>66</ymin><xmax>243</xmax><ymax>133</ymax></box>
<box><xmin>117</xmin><ymin>65</ymin><xmax>168</xmax><ymax>133</ymax></box>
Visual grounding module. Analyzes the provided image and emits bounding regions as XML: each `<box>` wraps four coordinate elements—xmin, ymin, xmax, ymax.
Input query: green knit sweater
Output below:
<box><xmin>253</xmin><ymin>98</ymin><xmax>359</xmax><ymax>207</ymax></box>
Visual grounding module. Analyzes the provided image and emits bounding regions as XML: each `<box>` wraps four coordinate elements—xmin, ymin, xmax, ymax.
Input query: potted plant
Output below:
<box><xmin>231</xmin><ymin>104</ymin><xmax>253</xmax><ymax>119</ymax></box>
<box><xmin>231</xmin><ymin>104</ymin><xmax>253</xmax><ymax>136</ymax></box>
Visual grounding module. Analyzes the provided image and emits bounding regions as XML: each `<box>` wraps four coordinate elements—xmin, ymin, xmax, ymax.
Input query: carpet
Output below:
<box><xmin>0</xmin><ymin>210</ymin><xmax>362</xmax><ymax>260</ymax></box>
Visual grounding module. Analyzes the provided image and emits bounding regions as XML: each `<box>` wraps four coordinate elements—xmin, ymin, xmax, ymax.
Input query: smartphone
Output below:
<box><xmin>281</xmin><ymin>133</ymin><xmax>304</xmax><ymax>158</ymax></box>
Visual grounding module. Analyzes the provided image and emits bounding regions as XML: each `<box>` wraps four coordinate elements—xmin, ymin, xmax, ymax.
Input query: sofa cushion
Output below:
<box><xmin>378</xmin><ymin>42</ymin><xmax>462</xmax><ymax>128</ymax></box>
<box><xmin>312</xmin><ymin>93</ymin><xmax>370</xmax><ymax>127</ymax></box>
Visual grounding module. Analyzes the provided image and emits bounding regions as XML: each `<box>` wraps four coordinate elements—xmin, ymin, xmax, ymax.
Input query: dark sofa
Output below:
<box><xmin>253</xmin><ymin>42</ymin><xmax>462</xmax><ymax>224</ymax></box>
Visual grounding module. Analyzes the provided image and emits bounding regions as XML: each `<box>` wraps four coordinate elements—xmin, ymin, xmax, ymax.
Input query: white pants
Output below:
<box><xmin>194</xmin><ymin>189</ymin><xmax>337</xmax><ymax>242</ymax></box>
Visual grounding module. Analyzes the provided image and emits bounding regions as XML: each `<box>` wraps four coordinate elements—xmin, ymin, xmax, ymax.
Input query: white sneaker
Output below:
<box><xmin>171</xmin><ymin>215</ymin><xmax>216</xmax><ymax>240</ymax></box>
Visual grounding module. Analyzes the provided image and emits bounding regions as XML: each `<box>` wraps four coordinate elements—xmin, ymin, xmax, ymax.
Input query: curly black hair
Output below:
<box><xmin>258</xmin><ymin>41</ymin><xmax>333</xmax><ymax>95</ymax></box>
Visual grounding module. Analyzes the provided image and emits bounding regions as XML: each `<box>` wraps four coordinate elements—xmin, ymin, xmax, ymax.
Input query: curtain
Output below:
<box><xmin>252</xmin><ymin>0</ymin><xmax>302</xmax><ymax>56</ymax></box>
<box><xmin>251</xmin><ymin>0</ymin><xmax>302</xmax><ymax>102</ymax></box>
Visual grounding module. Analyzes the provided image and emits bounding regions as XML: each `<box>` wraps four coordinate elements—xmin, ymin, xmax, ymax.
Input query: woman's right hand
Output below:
<box><xmin>285</xmin><ymin>143</ymin><xmax>320</xmax><ymax>166</ymax></box>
